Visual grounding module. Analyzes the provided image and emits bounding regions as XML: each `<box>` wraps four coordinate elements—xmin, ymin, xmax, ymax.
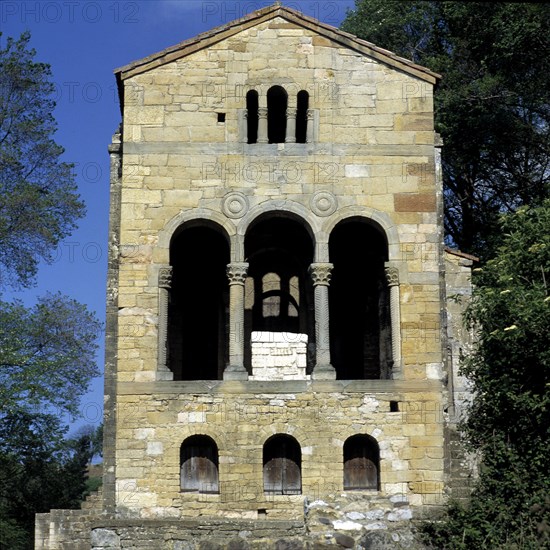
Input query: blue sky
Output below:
<box><xmin>2</xmin><ymin>0</ymin><xmax>356</xmax><ymax>434</ymax></box>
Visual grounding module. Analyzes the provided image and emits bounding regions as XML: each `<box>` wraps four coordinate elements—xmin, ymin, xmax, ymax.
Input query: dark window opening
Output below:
<box><xmin>263</xmin><ymin>435</ymin><xmax>301</xmax><ymax>495</ymax></box>
<box><xmin>180</xmin><ymin>435</ymin><xmax>219</xmax><ymax>493</ymax></box>
<box><xmin>246</xmin><ymin>90</ymin><xmax>259</xmax><ymax>144</ymax></box>
<box><xmin>296</xmin><ymin>90</ymin><xmax>309</xmax><ymax>143</ymax></box>
<box><xmin>329</xmin><ymin>219</ymin><xmax>391</xmax><ymax>380</ymax></box>
<box><xmin>217</xmin><ymin>112</ymin><xmax>226</xmax><ymax>123</ymax></box>
<box><xmin>343</xmin><ymin>435</ymin><xmax>380</xmax><ymax>491</ymax></box>
<box><xmin>244</xmin><ymin>216</ymin><xmax>314</xmax><ymax>373</ymax></box>
<box><xmin>267</xmin><ymin>85</ymin><xmax>288</xmax><ymax>143</ymax></box>
<box><xmin>390</xmin><ymin>401</ymin><xmax>399</xmax><ymax>412</ymax></box>
<box><xmin>169</xmin><ymin>225</ymin><xmax>229</xmax><ymax>380</ymax></box>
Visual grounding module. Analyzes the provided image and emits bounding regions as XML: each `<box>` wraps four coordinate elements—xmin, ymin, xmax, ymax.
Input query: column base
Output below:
<box><xmin>391</xmin><ymin>360</ymin><xmax>404</xmax><ymax>380</ymax></box>
<box><xmin>223</xmin><ymin>365</ymin><xmax>249</xmax><ymax>381</ymax></box>
<box><xmin>156</xmin><ymin>366</ymin><xmax>174</xmax><ymax>381</ymax></box>
<box><xmin>311</xmin><ymin>364</ymin><xmax>336</xmax><ymax>380</ymax></box>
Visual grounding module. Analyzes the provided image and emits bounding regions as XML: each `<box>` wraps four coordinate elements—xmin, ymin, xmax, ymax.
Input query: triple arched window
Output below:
<box><xmin>246</xmin><ymin>87</ymin><xmax>310</xmax><ymax>144</ymax></box>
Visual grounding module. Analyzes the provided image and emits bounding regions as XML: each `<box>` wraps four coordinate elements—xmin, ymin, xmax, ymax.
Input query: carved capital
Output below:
<box><xmin>309</xmin><ymin>263</ymin><xmax>333</xmax><ymax>286</ymax></box>
<box><xmin>227</xmin><ymin>262</ymin><xmax>249</xmax><ymax>285</ymax></box>
<box><xmin>286</xmin><ymin>108</ymin><xmax>298</xmax><ymax>118</ymax></box>
<box><xmin>306</xmin><ymin>109</ymin><xmax>315</xmax><ymax>120</ymax></box>
<box><xmin>385</xmin><ymin>266</ymin><xmax>399</xmax><ymax>287</ymax></box>
<box><xmin>258</xmin><ymin>107</ymin><xmax>268</xmax><ymax>119</ymax></box>
<box><xmin>159</xmin><ymin>266</ymin><xmax>173</xmax><ymax>289</ymax></box>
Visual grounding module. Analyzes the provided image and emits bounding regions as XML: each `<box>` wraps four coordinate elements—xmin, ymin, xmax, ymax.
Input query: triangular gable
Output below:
<box><xmin>114</xmin><ymin>4</ymin><xmax>440</xmax><ymax>85</ymax></box>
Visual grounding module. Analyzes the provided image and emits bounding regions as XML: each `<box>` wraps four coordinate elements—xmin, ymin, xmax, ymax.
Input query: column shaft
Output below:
<box><xmin>309</xmin><ymin>263</ymin><xmax>336</xmax><ymax>380</ymax></box>
<box><xmin>306</xmin><ymin>109</ymin><xmax>314</xmax><ymax>143</ymax></box>
<box><xmin>157</xmin><ymin>267</ymin><xmax>173</xmax><ymax>381</ymax></box>
<box><xmin>241</xmin><ymin>109</ymin><xmax>248</xmax><ymax>143</ymax></box>
<box><xmin>257</xmin><ymin>107</ymin><xmax>268</xmax><ymax>143</ymax></box>
<box><xmin>385</xmin><ymin>266</ymin><xmax>402</xmax><ymax>379</ymax></box>
<box><xmin>285</xmin><ymin>108</ymin><xmax>297</xmax><ymax>143</ymax></box>
<box><xmin>224</xmin><ymin>262</ymin><xmax>249</xmax><ymax>380</ymax></box>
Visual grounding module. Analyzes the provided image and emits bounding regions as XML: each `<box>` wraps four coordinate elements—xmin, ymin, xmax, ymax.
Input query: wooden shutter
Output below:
<box><xmin>344</xmin><ymin>436</ymin><xmax>379</xmax><ymax>490</ymax></box>
<box><xmin>181</xmin><ymin>439</ymin><xmax>219</xmax><ymax>493</ymax></box>
<box><xmin>263</xmin><ymin>436</ymin><xmax>301</xmax><ymax>495</ymax></box>
<box><xmin>344</xmin><ymin>456</ymin><xmax>377</xmax><ymax>490</ymax></box>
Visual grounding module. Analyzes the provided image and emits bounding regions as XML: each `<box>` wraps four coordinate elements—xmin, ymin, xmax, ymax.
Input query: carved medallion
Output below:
<box><xmin>222</xmin><ymin>192</ymin><xmax>249</xmax><ymax>219</ymax></box>
<box><xmin>311</xmin><ymin>191</ymin><xmax>337</xmax><ymax>217</ymax></box>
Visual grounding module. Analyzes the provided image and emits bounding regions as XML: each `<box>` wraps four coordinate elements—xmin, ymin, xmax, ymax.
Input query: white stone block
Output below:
<box><xmin>135</xmin><ymin>428</ymin><xmax>155</xmax><ymax>440</ymax></box>
<box><xmin>345</xmin><ymin>164</ymin><xmax>370</xmax><ymax>177</ymax></box>
<box><xmin>250</xmin><ymin>331</ymin><xmax>308</xmax><ymax>380</ymax></box>
<box><xmin>146</xmin><ymin>441</ymin><xmax>163</xmax><ymax>455</ymax></box>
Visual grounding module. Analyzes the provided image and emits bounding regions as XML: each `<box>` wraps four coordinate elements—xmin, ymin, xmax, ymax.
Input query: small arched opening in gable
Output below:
<box><xmin>246</xmin><ymin>89</ymin><xmax>259</xmax><ymax>144</ymax></box>
<box><xmin>267</xmin><ymin>85</ymin><xmax>288</xmax><ymax>143</ymax></box>
<box><xmin>296</xmin><ymin>90</ymin><xmax>309</xmax><ymax>143</ymax></box>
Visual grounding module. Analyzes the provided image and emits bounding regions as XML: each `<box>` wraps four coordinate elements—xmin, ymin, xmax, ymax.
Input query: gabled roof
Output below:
<box><xmin>114</xmin><ymin>3</ymin><xmax>440</xmax><ymax>105</ymax></box>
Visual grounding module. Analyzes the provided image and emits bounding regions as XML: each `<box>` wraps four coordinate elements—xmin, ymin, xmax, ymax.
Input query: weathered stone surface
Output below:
<box><xmin>91</xmin><ymin>528</ymin><xmax>120</xmax><ymax>547</ymax></box>
<box><xmin>394</xmin><ymin>193</ymin><xmax>437</xmax><ymax>212</ymax></box>
<box><xmin>334</xmin><ymin>533</ymin><xmax>355</xmax><ymax>548</ymax></box>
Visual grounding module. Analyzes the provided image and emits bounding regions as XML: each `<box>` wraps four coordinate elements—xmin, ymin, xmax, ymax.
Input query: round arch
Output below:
<box><xmin>158</xmin><ymin>208</ymin><xmax>235</xmax><ymax>254</ymax></box>
<box><xmin>237</xmin><ymin>200</ymin><xmax>320</xmax><ymax>245</ymax></box>
<box><xmin>322</xmin><ymin>206</ymin><xmax>400</xmax><ymax>261</ymax></box>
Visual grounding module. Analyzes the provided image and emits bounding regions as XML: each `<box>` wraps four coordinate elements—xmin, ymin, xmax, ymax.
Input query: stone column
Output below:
<box><xmin>306</xmin><ymin>109</ymin><xmax>314</xmax><ymax>143</ymax></box>
<box><xmin>257</xmin><ymin>107</ymin><xmax>268</xmax><ymax>143</ymax></box>
<box><xmin>385</xmin><ymin>266</ymin><xmax>402</xmax><ymax>379</ymax></box>
<box><xmin>285</xmin><ymin>108</ymin><xmax>297</xmax><ymax>143</ymax></box>
<box><xmin>309</xmin><ymin>263</ymin><xmax>336</xmax><ymax>380</ymax></box>
<box><xmin>241</xmin><ymin>109</ymin><xmax>248</xmax><ymax>143</ymax></box>
<box><xmin>224</xmin><ymin>262</ymin><xmax>249</xmax><ymax>380</ymax></box>
<box><xmin>157</xmin><ymin>266</ymin><xmax>173</xmax><ymax>381</ymax></box>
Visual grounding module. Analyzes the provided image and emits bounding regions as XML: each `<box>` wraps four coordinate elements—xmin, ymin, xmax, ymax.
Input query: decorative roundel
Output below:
<box><xmin>222</xmin><ymin>192</ymin><xmax>249</xmax><ymax>219</ymax></box>
<box><xmin>311</xmin><ymin>191</ymin><xmax>337</xmax><ymax>217</ymax></box>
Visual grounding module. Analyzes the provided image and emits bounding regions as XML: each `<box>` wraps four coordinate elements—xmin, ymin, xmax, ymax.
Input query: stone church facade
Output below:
<box><xmin>36</xmin><ymin>4</ymin><xmax>474</xmax><ymax>549</ymax></box>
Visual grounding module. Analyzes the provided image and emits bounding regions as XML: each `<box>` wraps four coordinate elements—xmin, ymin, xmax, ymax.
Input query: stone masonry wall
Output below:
<box><xmin>113</xmin><ymin>15</ymin><xmax>445</xmax><ymax>520</ymax></box>
<box><xmin>114</xmin><ymin>382</ymin><xmax>445</xmax><ymax>520</ymax></box>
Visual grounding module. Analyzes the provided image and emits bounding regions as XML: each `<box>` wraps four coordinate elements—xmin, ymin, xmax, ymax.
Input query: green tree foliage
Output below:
<box><xmin>0</xmin><ymin>293</ymin><xmax>101</xmax><ymax>418</ymax></box>
<box><xmin>422</xmin><ymin>201</ymin><xmax>550</xmax><ymax>548</ymax></box>
<box><xmin>341</xmin><ymin>2</ymin><xmax>550</xmax><ymax>256</ymax></box>
<box><xmin>72</xmin><ymin>423</ymin><xmax>104</xmax><ymax>464</ymax></box>
<box><xmin>0</xmin><ymin>33</ymin><xmax>101</xmax><ymax>548</ymax></box>
<box><xmin>0</xmin><ymin>32</ymin><xmax>85</xmax><ymax>289</ymax></box>
<box><xmin>0</xmin><ymin>412</ymin><xmax>93</xmax><ymax>549</ymax></box>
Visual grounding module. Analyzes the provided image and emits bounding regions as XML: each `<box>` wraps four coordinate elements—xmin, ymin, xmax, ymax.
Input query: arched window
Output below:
<box><xmin>343</xmin><ymin>435</ymin><xmax>380</xmax><ymax>491</ymax></box>
<box><xmin>296</xmin><ymin>90</ymin><xmax>309</xmax><ymax>143</ymax></box>
<box><xmin>267</xmin><ymin>86</ymin><xmax>288</xmax><ymax>143</ymax></box>
<box><xmin>263</xmin><ymin>435</ymin><xmax>301</xmax><ymax>495</ymax></box>
<box><xmin>244</xmin><ymin>217</ymin><xmax>313</xmax><ymax>343</ymax></box>
<box><xmin>169</xmin><ymin>225</ymin><xmax>229</xmax><ymax>381</ymax></box>
<box><xmin>246</xmin><ymin>90</ymin><xmax>259</xmax><ymax>144</ymax></box>
<box><xmin>329</xmin><ymin>220</ymin><xmax>391</xmax><ymax>379</ymax></box>
<box><xmin>180</xmin><ymin>435</ymin><xmax>219</xmax><ymax>493</ymax></box>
